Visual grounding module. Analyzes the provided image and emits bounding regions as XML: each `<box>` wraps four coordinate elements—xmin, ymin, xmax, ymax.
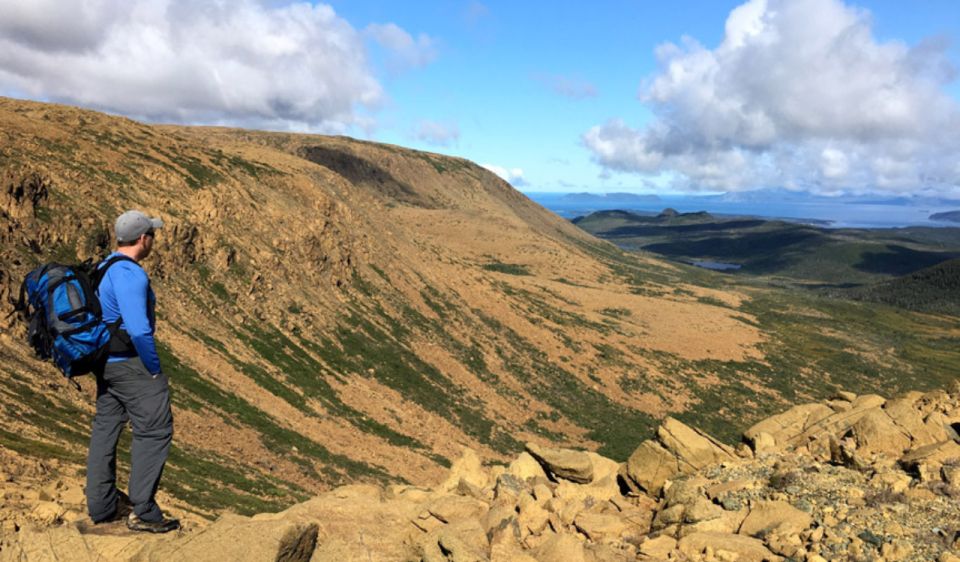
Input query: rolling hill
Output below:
<box><xmin>1</xmin><ymin>98</ymin><xmax>958</xmax><ymax>517</ymax></box>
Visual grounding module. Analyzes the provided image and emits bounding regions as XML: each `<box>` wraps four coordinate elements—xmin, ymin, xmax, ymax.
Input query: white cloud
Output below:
<box><xmin>482</xmin><ymin>163</ymin><xmax>527</xmax><ymax>187</ymax></box>
<box><xmin>0</xmin><ymin>0</ymin><xmax>432</xmax><ymax>132</ymax></box>
<box><xmin>534</xmin><ymin>73</ymin><xmax>598</xmax><ymax>99</ymax></box>
<box><xmin>365</xmin><ymin>23</ymin><xmax>437</xmax><ymax>73</ymax></box>
<box><xmin>583</xmin><ymin>0</ymin><xmax>960</xmax><ymax>196</ymax></box>
<box><xmin>413</xmin><ymin>119</ymin><xmax>459</xmax><ymax>147</ymax></box>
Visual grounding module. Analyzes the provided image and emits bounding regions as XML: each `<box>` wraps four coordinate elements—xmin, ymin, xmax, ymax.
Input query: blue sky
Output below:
<box><xmin>0</xmin><ymin>0</ymin><xmax>958</xmax><ymax>197</ymax></box>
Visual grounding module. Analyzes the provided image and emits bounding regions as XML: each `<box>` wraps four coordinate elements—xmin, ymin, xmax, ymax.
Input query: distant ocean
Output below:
<box><xmin>525</xmin><ymin>192</ymin><xmax>960</xmax><ymax>229</ymax></box>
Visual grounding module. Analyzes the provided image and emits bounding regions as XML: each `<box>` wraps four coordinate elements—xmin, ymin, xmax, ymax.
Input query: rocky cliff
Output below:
<box><xmin>2</xmin><ymin>384</ymin><xmax>959</xmax><ymax>561</ymax></box>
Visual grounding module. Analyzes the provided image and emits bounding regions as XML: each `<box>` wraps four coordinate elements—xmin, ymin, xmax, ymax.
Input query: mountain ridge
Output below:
<box><xmin>2</xmin><ymin>97</ymin><xmax>959</xmax><ymax>523</ymax></box>
<box><xmin>0</xmin><ymin>97</ymin><xmax>764</xmax><ymax>515</ymax></box>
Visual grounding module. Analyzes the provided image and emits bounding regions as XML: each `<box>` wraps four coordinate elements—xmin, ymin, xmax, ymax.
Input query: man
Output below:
<box><xmin>86</xmin><ymin>210</ymin><xmax>179</xmax><ymax>533</ymax></box>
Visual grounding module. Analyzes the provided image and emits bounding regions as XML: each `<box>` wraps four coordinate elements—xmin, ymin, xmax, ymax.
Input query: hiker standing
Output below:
<box><xmin>86</xmin><ymin>210</ymin><xmax>179</xmax><ymax>533</ymax></box>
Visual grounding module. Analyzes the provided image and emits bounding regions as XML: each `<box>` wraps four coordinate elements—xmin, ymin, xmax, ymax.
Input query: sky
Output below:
<box><xmin>0</xmin><ymin>0</ymin><xmax>958</xmax><ymax>199</ymax></box>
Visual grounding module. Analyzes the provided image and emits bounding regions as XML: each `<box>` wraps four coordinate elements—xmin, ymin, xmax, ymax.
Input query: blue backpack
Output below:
<box><xmin>15</xmin><ymin>255</ymin><xmax>134</xmax><ymax>378</ymax></box>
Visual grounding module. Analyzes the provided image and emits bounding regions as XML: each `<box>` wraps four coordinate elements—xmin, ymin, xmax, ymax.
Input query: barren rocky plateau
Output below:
<box><xmin>3</xmin><ymin>383</ymin><xmax>960</xmax><ymax>561</ymax></box>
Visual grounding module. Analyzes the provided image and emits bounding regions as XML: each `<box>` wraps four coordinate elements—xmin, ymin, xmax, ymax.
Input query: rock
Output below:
<box><xmin>29</xmin><ymin>501</ymin><xmax>65</xmax><ymax>524</ymax></box>
<box><xmin>752</xmin><ymin>431</ymin><xmax>777</xmax><ymax>453</ymax></box>
<box><xmin>678</xmin><ymin>531</ymin><xmax>781</xmax><ymax>562</ymax></box>
<box><xmin>940</xmin><ymin>553</ymin><xmax>960</xmax><ymax>562</ymax></box>
<box><xmin>573</xmin><ymin>512</ymin><xmax>628</xmax><ymax>542</ymax></box>
<box><xmin>681</xmin><ymin>508</ymin><xmax>747</xmax><ymax>537</ymax></box>
<box><xmin>437</xmin><ymin>519</ymin><xmax>489</xmax><ymax>562</ymax></box>
<box><xmin>705</xmin><ymin>479</ymin><xmax>757</xmax><ymax>500</ymax></box>
<box><xmin>142</xmin><ymin>513</ymin><xmax>318</xmax><ymax>562</ymax></box>
<box><xmin>585</xmin><ymin>543</ymin><xmax>633</xmax><ymax>562</ymax></box>
<box><xmin>58</xmin><ymin>486</ymin><xmax>86</xmax><ymax>506</ymax></box>
<box><xmin>532</xmin><ymin>483</ymin><xmax>553</xmax><ymax>503</ymax></box>
<box><xmin>943</xmin><ymin>465</ymin><xmax>960</xmax><ymax>485</ymax></box>
<box><xmin>506</xmin><ymin>453</ymin><xmax>548</xmax><ymax>482</ymax></box>
<box><xmin>535</xmin><ymin>533</ymin><xmax>587</xmax><ymax>562</ymax></box>
<box><xmin>652</xmin><ymin>504</ymin><xmax>685</xmax><ymax>530</ymax></box>
<box><xmin>484</xmin><ymin>504</ymin><xmax>516</xmax><ymax>534</ymax></box>
<box><xmin>278</xmin><ymin>484</ymin><xmax>424</xmax><ymax>562</ymax></box>
<box><xmin>884</xmin><ymin>395</ymin><xmax>951</xmax><ymax>448</ymax></box>
<box><xmin>4</xmin><ymin>525</ymin><xmax>152</xmax><ymax>561</ymax></box>
<box><xmin>849</xmin><ymin>409</ymin><xmax>911</xmax><ymax>458</ymax></box>
<box><xmin>525</xmin><ymin>443</ymin><xmax>594</xmax><ymax>484</ymax></box>
<box><xmin>834</xmin><ymin>390</ymin><xmax>857</xmax><ymax>402</ymax></box>
<box><xmin>657</xmin><ymin>417</ymin><xmax>736</xmax><ymax>471</ymax></box>
<box><xmin>494</xmin><ymin>473</ymin><xmax>525</xmax><ymax>501</ymax></box>
<box><xmin>553</xmin><ymin>475</ymin><xmax>619</xmax><ymax>507</ymax></box>
<box><xmin>624</xmin><ymin>440</ymin><xmax>681</xmax><ymax>495</ymax></box>
<box><xmin>428</xmin><ymin>495</ymin><xmax>489</xmax><ymax>524</ymax></box>
<box><xmin>851</xmin><ymin>394</ymin><xmax>886</xmax><ymax>410</ymax></box>
<box><xmin>585</xmin><ymin>452</ymin><xmax>621</xmax><ymax>482</ymax></box>
<box><xmin>880</xmin><ymin>541</ymin><xmax>913</xmax><ymax>561</ymax></box>
<box><xmin>639</xmin><ymin>535</ymin><xmax>677</xmax><ymax>558</ymax></box>
<box><xmin>440</xmin><ymin>448</ymin><xmax>488</xmax><ymax>493</ymax></box>
<box><xmin>870</xmin><ymin>471</ymin><xmax>912</xmax><ymax>494</ymax></box>
<box><xmin>517</xmin><ymin>499</ymin><xmax>550</xmax><ymax>536</ymax></box>
<box><xmin>684</xmin><ymin>498</ymin><xmax>724</xmax><ymax>524</ymax></box>
<box><xmin>743</xmin><ymin>404</ymin><xmax>834</xmax><ymax>451</ymax></box>
<box><xmin>738</xmin><ymin>500</ymin><xmax>812</xmax><ymax>538</ymax></box>
<box><xmin>900</xmin><ymin>440</ymin><xmax>960</xmax><ymax>479</ymax></box>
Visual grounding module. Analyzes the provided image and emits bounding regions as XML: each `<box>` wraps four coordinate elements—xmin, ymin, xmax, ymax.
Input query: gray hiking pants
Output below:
<box><xmin>86</xmin><ymin>357</ymin><xmax>173</xmax><ymax>523</ymax></box>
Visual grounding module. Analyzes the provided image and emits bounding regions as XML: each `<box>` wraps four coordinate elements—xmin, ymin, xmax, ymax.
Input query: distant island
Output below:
<box><xmin>931</xmin><ymin>210</ymin><xmax>960</xmax><ymax>223</ymax></box>
<box><xmin>558</xmin><ymin>192</ymin><xmax>661</xmax><ymax>204</ymax></box>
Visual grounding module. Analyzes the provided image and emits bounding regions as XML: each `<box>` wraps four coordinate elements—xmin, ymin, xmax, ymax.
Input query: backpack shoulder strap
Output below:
<box><xmin>92</xmin><ymin>255</ymin><xmax>137</xmax><ymax>288</ymax></box>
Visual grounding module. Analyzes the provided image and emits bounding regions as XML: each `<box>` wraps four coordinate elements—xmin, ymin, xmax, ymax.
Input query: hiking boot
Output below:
<box><xmin>126</xmin><ymin>512</ymin><xmax>180</xmax><ymax>534</ymax></box>
<box><xmin>92</xmin><ymin>491</ymin><xmax>134</xmax><ymax>524</ymax></box>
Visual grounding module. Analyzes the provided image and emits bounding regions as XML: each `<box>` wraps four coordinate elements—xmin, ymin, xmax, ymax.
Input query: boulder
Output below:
<box><xmin>883</xmin><ymin>395</ymin><xmax>951</xmax><ymax>449</ymax></box>
<box><xmin>427</xmin><ymin>495</ymin><xmax>489</xmax><ymax>524</ymax></box>
<box><xmin>440</xmin><ymin>448</ymin><xmax>488</xmax><ymax>493</ymax></box>
<box><xmin>657</xmin><ymin>418</ymin><xmax>736</xmax><ymax>471</ymax></box>
<box><xmin>738</xmin><ymin>500</ymin><xmax>812</xmax><ymax>538</ymax></box>
<box><xmin>493</xmin><ymin>473</ymin><xmax>525</xmax><ymax>501</ymax></box>
<box><xmin>3</xmin><ymin>525</ymin><xmax>154</xmax><ymax>561</ymax></box>
<box><xmin>585</xmin><ymin>452</ymin><xmax>621</xmax><ymax>482</ymax></box>
<box><xmin>900</xmin><ymin>440</ymin><xmax>960</xmax><ymax>481</ymax></box>
<box><xmin>506</xmin><ymin>453</ymin><xmax>548</xmax><ymax>482</ymax></box>
<box><xmin>436</xmin><ymin>519</ymin><xmax>490</xmax><ymax>562</ymax></box>
<box><xmin>850</xmin><ymin>409</ymin><xmax>911</xmax><ymax>458</ymax></box>
<box><xmin>525</xmin><ymin>443</ymin><xmax>594</xmax><ymax>484</ymax></box>
<box><xmin>683</xmin><ymin>498</ymin><xmax>724</xmax><ymax>524</ymax></box>
<box><xmin>639</xmin><ymin>535</ymin><xmax>677</xmax><ymax>558</ymax></box>
<box><xmin>678</xmin><ymin>531</ymin><xmax>781</xmax><ymax>562</ymax></box>
<box><xmin>681</xmin><ymin>508</ymin><xmax>748</xmax><ymax>537</ymax></box>
<box><xmin>573</xmin><ymin>512</ymin><xmax>629</xmax><ymax>542</ymax></box>
<box><xmin>624</xmin><ymin>440</ymin><xmax>681</xmax><ymax>495</ymax></box>
<box><xmin>535</xmin><ymin>533</ymin><xmax>587</xmax><ymax>562</ymax></box>
<box><xmin>139</xmin><ymin>513</ymin><xmax>318</xmax><ymax>562</ymax></box>
<box><xmin>29</xmin><ymin>502</ymin><xmax>65</xmax><ymax>525</ymax></box>
<box><xmin>743</xmin><ymin>403</ymin><xmax>834</xmax><ymax>451</ymax></box>
<box><xmin>553</xmin><ymin>475</ymin><xmax>619</xmax><ymax>507</ymax></box>
<box><xmin>273</xmin><ymin>484</ymin><xmax>424</xmax><ymax>562</ymax></box>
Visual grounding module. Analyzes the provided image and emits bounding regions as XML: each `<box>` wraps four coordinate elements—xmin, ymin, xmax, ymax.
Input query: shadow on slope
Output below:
<box><xmin>299</xmin><ymin>144</ymin><xmax>436</xmax><ymax>208</ymax></box>
<box><xmin>854</xmin><ymin>245</ymin><xmax>960</xmax><ymax>276</ymax></box>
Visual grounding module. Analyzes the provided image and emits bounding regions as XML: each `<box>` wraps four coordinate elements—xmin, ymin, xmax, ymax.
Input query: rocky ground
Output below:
<box><xmin>2</xmin><ymin>382</ymin><xmax>960</xmax><ymax>561</ymax></box>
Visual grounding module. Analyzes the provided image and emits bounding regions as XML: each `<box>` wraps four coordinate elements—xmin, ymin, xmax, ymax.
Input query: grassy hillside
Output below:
<box><xmin>574</xmin><ymin>209</ymin><xmax>960</xmax><ymax>287</ymax></box>
<box><xmin>843</xmin><ymin>258</ymin><xmax>960</xmax><ymax>315</ymax></box>
<box><xmin>1</xmin><ymin>98</ymin><xmax>958</xmax><ymax>517</ymax></box>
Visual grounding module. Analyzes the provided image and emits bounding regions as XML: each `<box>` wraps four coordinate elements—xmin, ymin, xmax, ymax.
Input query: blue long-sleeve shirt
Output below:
<box><xmin>97</xmin><ymin>252</ymin><xmax>161</xmax><ymax>374</ymax></box>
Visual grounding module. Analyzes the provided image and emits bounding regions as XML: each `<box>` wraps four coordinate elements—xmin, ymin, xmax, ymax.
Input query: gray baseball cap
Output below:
<box><xmin>115</xmin><ymin>210</ymin><xmax>164</xmax><ymax>243</ymax></box>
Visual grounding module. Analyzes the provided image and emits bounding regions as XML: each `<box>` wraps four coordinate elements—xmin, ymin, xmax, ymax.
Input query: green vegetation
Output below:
<box><xmin>482</xmin><ymin>261</ymin><xmax>531</xmax><ymax>276</ymax></box>
<box><xmin>575</xmin><ymin>209</ymin><xmax>960</xmax><ymax>287</ymax></box>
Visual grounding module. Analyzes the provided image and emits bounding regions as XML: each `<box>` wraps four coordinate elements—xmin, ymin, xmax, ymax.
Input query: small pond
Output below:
<box><xmin>690</xmin><ymin>260</ymin><xmax>742</xmax><ymax>271</ymax></box>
